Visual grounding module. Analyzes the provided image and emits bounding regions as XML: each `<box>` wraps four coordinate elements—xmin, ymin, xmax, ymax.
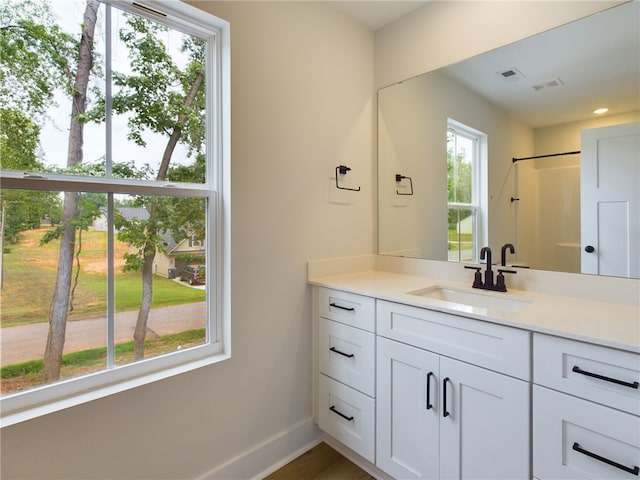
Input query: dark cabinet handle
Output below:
<box><xmin>329</xmin><ymin>346</ymin><xmax>354</xmax><ymax>358</ymax></box>
<box><xmin>573</xmin><ymin>442</ymin><xmax>639</xmax><ymax>475</ymax></box>
<box><xmin>442</xmin><ymin>377</ymin><xmax>451</xmax><ymax>417</ymax></box>
<box><xmin>426</xmin><ymin>372</ymin><xmax>434</xmax><ymax>410</ymax></box>
<box><xmin>329</xmin><ymin>405</ymin><xmax>354</xmax><ymax>422</ymax></box>
<box><xmin>329</xmin><ymin>302</ymin><xmax>355</xmax><ymax>312</ymax></box>
<box><xmin>572</xmin><ymin>366</ymin><xmax>639</xmax><ymax>389</ymax></box>
<box><xmin>585</xmin><ymin>245</ymin><xmax>595</xmax><ymax>253</ymax></box>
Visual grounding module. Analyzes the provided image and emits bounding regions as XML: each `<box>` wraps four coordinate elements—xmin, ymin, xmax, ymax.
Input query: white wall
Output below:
<box><xmin>0</xmin><ymin>2</ymin><xmax>374</xmax><ymax>479</ymax></box>
<box><xmin>1</xmin><ymin>2</ymin><xmax>628</xmax><ymax>479</ymax></box>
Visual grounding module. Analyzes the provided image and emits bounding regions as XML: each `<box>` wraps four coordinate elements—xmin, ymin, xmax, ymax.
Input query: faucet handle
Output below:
<box><xmin>495</xmin><ymin>269</ymin><xmax>517</xmax><ymax>292</ymax></box>
<box><xmin>464</xmin><ymin>265</ymin><xmax>483</xmax><ymax>288</ymax></box>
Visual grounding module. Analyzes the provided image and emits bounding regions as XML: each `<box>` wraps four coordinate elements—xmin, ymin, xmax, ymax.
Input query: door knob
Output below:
<box><xmin>585</xmin><ymin>245</ymin><xmax>595</xmax><ymax>253</ymax></box>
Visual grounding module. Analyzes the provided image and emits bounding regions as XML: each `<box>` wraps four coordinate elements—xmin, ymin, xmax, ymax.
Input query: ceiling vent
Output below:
<box><xmin>497</xmin><ymin>67</ymin><xmax>526</xmax><ymax>82</ymax></box>
<box><xmin>532</xmin><ymin>78</ymin><xmax>565</xmax><ymax>91</ymax></box>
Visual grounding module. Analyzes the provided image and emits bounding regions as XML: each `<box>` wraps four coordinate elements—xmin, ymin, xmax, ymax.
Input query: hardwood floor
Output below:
<box><xmin>264</xmin><ymin>442</ymin><xmax>376</xmax><ymax>480</ymax></box>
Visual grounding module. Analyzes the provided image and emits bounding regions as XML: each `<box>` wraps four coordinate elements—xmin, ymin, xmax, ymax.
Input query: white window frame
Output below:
<box><xmin>447</xmin><ymin>119</ymin><xmax>488</xmax><ymax>263</ymax></box>
<box><xmin>0</xmin><ymin>0</ymin><xmax>231</xmax><ymax>427</ymax></box>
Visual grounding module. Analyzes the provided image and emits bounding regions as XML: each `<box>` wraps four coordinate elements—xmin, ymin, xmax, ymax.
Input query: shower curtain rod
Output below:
<box><xmin>512</xmin><ymin>150</ymin><xmax>580</xmax><ymax>163</ymax></box>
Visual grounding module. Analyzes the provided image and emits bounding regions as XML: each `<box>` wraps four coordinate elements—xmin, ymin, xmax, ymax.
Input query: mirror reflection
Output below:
<box><xmin>378</xmin><ymin>1</ymin><xmax>639</xmax><ymax>278</ymax></box>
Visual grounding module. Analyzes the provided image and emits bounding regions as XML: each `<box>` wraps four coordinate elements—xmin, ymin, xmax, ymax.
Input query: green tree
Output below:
<box><xmin>0</xmin><ymin>0</ymin><xmax>76</xmax><ymax>120</ymax></box>
<box><xmin>0</xmin><ymin>109</ymin><xmax>61</xmax><ymax>241</ymax></box>
<box><xmin>0</xmin><ymin>0</ymin><xmax>73</xmax><ymax>239</ymax></box>
<box><xmin>0</xmin><ymin>108</ymin><xmax>41</xmax><ymax>170</ymax></box>
<box><xmin>92</xmin><ymin>14</ymin><xmax>206</xmax><ymax>360</ymax></box>
<box><xmin>42</xmin><ymin>0</ymin><xmax>100</xmax><ymax>382</ymax></box>
<box><xmin>447</xmin><ymin>131</ymin><xmax>473</xmax><ymax>226</ymax></box>
<box><xmin>1</xmin><ymin>0</ymin><xmax>101</xmax><ymax>381</ymax></box>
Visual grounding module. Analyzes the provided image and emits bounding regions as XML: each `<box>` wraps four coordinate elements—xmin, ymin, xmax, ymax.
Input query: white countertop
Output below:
<box><xmin>309</xmin><ymin>270</ymin><xmax>640</xmax><ymax>353</ymax></box>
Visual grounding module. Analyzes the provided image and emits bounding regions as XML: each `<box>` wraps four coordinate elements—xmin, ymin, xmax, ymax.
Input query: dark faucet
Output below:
<box><xmin>465</xmin><ymin>246</ymin><xmax>517</xmax><ymax>292</ymax></box>
<box><xmin>480</xmin><ymin>247</ymin><xmax>494</xmax><ymax>288</ymax></box>
<box><xmin>501</xmin><ymin>243</ymin><xmax>515</xmax><ymax>267</ymax></box>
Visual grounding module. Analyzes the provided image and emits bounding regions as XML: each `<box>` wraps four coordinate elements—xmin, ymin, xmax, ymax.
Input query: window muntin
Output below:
<box><xmin>0</xmin><ymin>0</ymin><xmax>229</xmax><ymax>425</ymax></box>
<box><xmin>447</xmin><ymin>121</ymin><xmax>485</xmax><ymax>263</ymax></box>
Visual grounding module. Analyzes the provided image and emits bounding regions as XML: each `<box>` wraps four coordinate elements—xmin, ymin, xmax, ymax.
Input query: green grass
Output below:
<box><xmin>0</xmin><ymin>227</ymin><xmax>205</xmax><ymax>327</ymax></box>
<box><xmin>1</xmin><ymin>329</ymin><xmax>206</xmax><ymax>380</ymax></box>
<box><xmin>447</xmin><ymin>230</ymin><xmax>473</xmax><ymax>251</ymax></box>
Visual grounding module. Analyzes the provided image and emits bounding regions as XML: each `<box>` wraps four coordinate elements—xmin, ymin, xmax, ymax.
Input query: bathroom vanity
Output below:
<box><xmin>310</xmin><ymin>263</ymin><xmax>640</xmax><ymax>479</ymax></box>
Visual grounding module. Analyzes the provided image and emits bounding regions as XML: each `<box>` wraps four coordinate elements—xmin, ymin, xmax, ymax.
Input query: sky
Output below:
<box><xmin>38</xmin><ymin>0</ymin><xmax>194</xmax><ymax>174</ymax></box>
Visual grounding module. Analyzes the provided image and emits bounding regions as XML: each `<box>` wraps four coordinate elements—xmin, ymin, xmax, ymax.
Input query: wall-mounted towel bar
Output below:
<box><xmin>335</xmin><ymin>165</ymin><xmax>361</xmax><ymax>191</ymax></box>
<box><xmin>395</xmin><ymin>174</ymin><xmax>413</xmax><ymax>195</ymax></box>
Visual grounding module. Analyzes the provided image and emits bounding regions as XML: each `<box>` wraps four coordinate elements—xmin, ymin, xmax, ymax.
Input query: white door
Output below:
<box><xmin>581</xmin><ymin>122</ymin><xmax>640</xmax><ymax>277</ymax></box>
<box><xmin>439</xmin><ymin>357</ymin><xmax>530</xmax><ymax>479</ymax></box>
<box><xmin>376</xmin><ymin>337</ymin><xmax>440</xmax><ymax>479</ymax></box>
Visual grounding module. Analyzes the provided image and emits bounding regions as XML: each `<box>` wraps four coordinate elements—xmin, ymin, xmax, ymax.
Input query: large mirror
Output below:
<box><xmin>378</xmin><ymin>1</ymin><xmax>639</xmax><ymax>278</ymax></box>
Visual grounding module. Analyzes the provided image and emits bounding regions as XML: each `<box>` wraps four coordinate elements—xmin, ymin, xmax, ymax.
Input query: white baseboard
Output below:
<box><xmin>197</xmin><ymin>417</ymin><xmax>321</xmax><ymax>480</ymax></box>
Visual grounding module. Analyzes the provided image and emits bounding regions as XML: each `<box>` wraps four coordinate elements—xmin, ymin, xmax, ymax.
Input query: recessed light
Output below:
<box><xmin>593</xmin><ymin>108</ymin><xmax>609</xmax><ymax>114</ymax></box>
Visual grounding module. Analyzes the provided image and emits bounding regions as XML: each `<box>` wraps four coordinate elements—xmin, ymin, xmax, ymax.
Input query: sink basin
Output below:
<box><xmin>407</xmin><ymin>285</ymin><xmax>531</xmax><ymax>313</ymax></box>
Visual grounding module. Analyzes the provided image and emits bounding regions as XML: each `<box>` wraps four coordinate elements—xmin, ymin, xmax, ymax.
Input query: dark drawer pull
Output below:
<box><xmin>442</xmin><ymin>377</ymin><xmax>451</xmax><ymax>418</ymax></box>
<box><xmin>329</xmin><ymin>405</ymin><xmax>354</xmax><ymax>422</ymax></box>
<box><xmin>573</xmin><ymin>442</ymin><xmax>639</xmax><ymax>475</ymax></box>
<box><xmin>426</xmin><ymin>372</ymin><xmax>434</xmax><ymax>410</ymax></box>
<box><xmin>572</xmin><ymin>365</ymin><xmax>640</xmax><ymax>389</ymax></box>
<box><xmin>329</xmin><ymin>302</ymin><xmax>355</xmax><ymax>312</ymax></box>
<box><xmin>329</xmin><ymin>347</ymin><xmax>354</xmax><ymax>358</ymax></box>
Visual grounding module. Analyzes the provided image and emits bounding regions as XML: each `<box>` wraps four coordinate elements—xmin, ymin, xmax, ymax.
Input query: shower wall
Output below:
<box><xmin>517</xmin><ymin>111</ymin><xmax>639</xmax><ymax>273</ymax></box>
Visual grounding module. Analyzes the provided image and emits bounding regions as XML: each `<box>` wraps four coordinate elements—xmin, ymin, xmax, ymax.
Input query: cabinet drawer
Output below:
<box><xmin>534</xmin><ymin>334</ymin><xmax>640</xmax><ymax>415</ymax></box>
<box><xmin>318</xmin><ymin>288</ymin><xmax>375</xmax><ymax>332</ymax></box>
<box><xmin>318</xmin><ymin>374</ymin><xmax>375</xmax><ymax>463</ymax></box>
<box><xmin>376</xmin><ymin>300</ymin><xmax>530</xmax><ymax>380</ymax></box>
<box><xmin>534</xmin><ymin>386</ymin><xmax>640</xmax><ymax>479</ymax></box>
<box><xmin>319</xmin><ymin>319</ymin><xmax>375</xmax><ymax>397</ymax></box>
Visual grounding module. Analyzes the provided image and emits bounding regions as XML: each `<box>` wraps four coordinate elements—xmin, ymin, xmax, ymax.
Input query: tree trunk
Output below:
<box><xmin>132</xmin><ymin>67</ymin><xmax>205</xmax><ymax>359</ymax></box>
<box><xmin>43</xmin><ymin>192</ymin><xmax>77</xmax><ymax>380</ymax></box>
<box><xmin>42</xmin><ymin>0</ymin><xmax>99</xmax><ymax>382</ymax></box>
<box><xmin>133</xmin><ymin>241</ymin><xmax>155</xmax><ymax>360</ymax></box>
<box><xmin>156</xmin><ymin>68</ymin><xmax>205</xmax><ymax>180</ymax></box>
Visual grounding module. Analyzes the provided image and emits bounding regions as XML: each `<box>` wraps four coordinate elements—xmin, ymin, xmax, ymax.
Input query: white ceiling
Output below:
<box><xmin>440</xmin><ymin>1</ymin><xmax>639</xmax><ymax>127</ymax></box>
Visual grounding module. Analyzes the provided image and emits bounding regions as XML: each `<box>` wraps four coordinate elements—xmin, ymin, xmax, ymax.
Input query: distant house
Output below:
<box><xmin>155</xmin><ymin>232</ymin><xmax>206</xmax><ymax>278</ymax></box>
<box><xmin>458</xmin><ymin>214</ymin><xmax>473</xmax><ymax>235</ymax></box>
<box><xmin>93</xmin><ymin>207</ymin><xmax>204</xmax><ymax>278</ymax></box>
<box><xmin>93</xmin><ymin>207</ymin><xmax>150</xmax><ymax>232</ymax></box>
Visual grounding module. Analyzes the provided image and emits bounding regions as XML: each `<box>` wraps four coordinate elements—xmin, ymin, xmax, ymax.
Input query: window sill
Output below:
<box><xmin>1</xmin><ymin>345</ymin><xmax>229</xmax><ymax>428</ymax></box>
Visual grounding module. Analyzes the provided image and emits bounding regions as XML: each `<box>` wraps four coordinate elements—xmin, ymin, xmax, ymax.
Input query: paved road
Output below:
<box><xmin>1</xmin><ymin>302</ymin><xmax>206</xmax><ymax>365</ymax></box>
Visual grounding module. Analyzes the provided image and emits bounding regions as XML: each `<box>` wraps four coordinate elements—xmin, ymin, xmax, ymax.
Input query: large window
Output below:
<box><xmin>447</xmin><ymin>120</ymin><xmax>486</xmax><ymax>263</ymax></box>
<box><xmin>0</xmin><ymin>0</ymin><xmax>230</xmax><ymax>425</ymax></box>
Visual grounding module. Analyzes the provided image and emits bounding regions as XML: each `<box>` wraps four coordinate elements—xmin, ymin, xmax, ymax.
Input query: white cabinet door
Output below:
<box><xmin>439</xmin><ymin>357</ymin><xmax>530</xmax><ymax>479</ymax></box>
<box><xmin>377</xmin><ymin>337</ymin><xmax>440</xmax><ymax>479</ymax></box>
<box><xmin>377</xmin><ymin>337</ymin><xmax>530</xmax><ymax>480</ymax></box>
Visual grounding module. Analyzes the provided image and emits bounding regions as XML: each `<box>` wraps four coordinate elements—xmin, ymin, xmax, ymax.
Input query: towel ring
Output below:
<box><xmin>335</xmin><ymin>165</ymin><xmax>361</xmax><ymax>191</ymax></box>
